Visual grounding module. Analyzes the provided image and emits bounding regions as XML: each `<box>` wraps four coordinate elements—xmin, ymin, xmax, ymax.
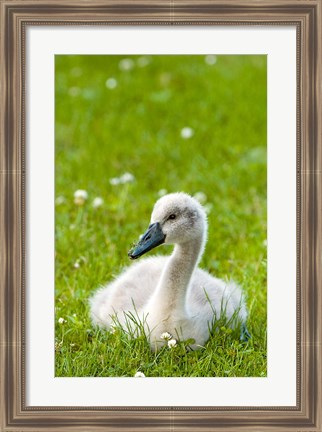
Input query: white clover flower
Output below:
<box><xmin>92</xmin><ymin>197</ymin><xmax>104</xmax><ymax>208</ymax></box>
<box><xmin>58</xmin><ymin>317</ymin><xmax>66</xmax><ymax>325</ymax></box>
<box><xmin>74</xmin><ymin>189</ymin><xmax>88</xmax><ymax>199</ymax></box>
<box><xmin>160</xmin><ymin>332</ymin><xmax>172</xmax><ymax>341</ymax></box>
<box><xmin>110</xmin><ymin>173</ymin><xmax>135</xmax><ymax>185</ymax></box>
<box><xmin>168</xmin><ymin>338</ymin><xmax>177</xmax><ymax>348</ymax></box>
<box><xmin>120</xmin><ymin>172</ymin><xmax>135</xmax><ymax>184</ymax></box>
<box><xmin>74</xmin><ymin>261</ymin><xmax>80</xmax><ymax>269</ymax></box>
<box><xmin>134</xmin><ymin>371</ymin><xmax>146</xmax><ymax>378</ymax></box>
<box><xmin>119</xmin><ymin>58</ymin><xmax>135</xmax><ymax>71</ymax></box>
<box><xmin>180</xmin><ymin>127</ymin><xmax>194</xmax><ymax>139</ymax></box>
<box><xmin>158</xmin><ymin>189</ymin><xmax>168</xmax><ymax>197</ymax></box>
<box><xmin>137</xmin><ymin>56</ymin><xmax>151</xmax><ymax>67</ymax></box>
<box><xmin>105</xmin><ymin>77</ymin><xmax>118</xmax><ymax>89</ymax></box>
<box><xmin>55</xmin><ymin>195</ymin><xmax>66</xmax><ymax>205</ymax></box>
<box><xmin>74</xmin><ymin>189</ymin><xmax>88</xmax><ymax>206</ymax></box>
<box><xmin>193</xmin><ymin>192</ymin><xmax>207</xmax><ymax>205</ymax></box>
<box><xmin>204</xmin><ymin>203</ymin><xmax>213</xmax><ymax>214</ymax></box>
<box><xmin>68</xmin><ymin>87</ymin><xmax>81</xmax><ymax>97</ymax></box>
<box><xmin>109</xmin><ymin>177</ymin><xmax>121</xmax><ymax>186</ymax></box>
<box><xmin>205</xmin><ymin>54</ymin><xmax>217</xmax><ymax>65</ymax></box>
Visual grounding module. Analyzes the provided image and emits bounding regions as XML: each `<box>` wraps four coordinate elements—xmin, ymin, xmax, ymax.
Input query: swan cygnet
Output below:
<box><xmin>90</xmin><ymin>192</ymin><xmax>250</xmax><ymax>351</ymax></box>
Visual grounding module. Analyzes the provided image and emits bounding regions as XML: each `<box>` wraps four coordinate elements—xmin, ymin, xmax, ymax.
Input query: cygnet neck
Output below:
<box><xmin>154</xmin><ymin>232</ymin><xmax>206</xmax><ymax>316</ymax></box>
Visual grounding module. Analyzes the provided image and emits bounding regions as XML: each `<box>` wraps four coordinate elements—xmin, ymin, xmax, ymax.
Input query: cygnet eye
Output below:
<box><xmin>168</xmin><ymin>214</ymin><xmax>176</xmax><ymax>220</ymax></box>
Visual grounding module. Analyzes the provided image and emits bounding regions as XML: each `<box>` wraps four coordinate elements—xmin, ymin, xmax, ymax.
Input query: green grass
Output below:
<box><xmin>55</xmin><ymin>54</ymin><xmax>267</xmax><ymax>377</ymax></box>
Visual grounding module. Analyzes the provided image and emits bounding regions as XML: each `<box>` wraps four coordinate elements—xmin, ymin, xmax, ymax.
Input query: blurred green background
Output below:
<box><xmin>55</xmin><ymin>55</ymin><xmax>267</xmax><ymax>377</ymax></box>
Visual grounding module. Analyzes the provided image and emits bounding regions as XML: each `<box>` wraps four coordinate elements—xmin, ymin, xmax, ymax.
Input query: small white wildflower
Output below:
<box><xmin>74</xmin><ymin>261</ymin><xmax>80</xmax><ymax>269</ymax></box>
<box><xmin>73</xmin><ymin>313</ymin><xmax>77</xmax><ymax>318</ymax></box>
<box><xmin>55</xmin><ymin>195</ymin><xmax>66</xmax><ymax>205</ymax></box>
<box><xmin>58</xmin><ymin>317</ymin><xmax>66</xmax><ymax>325</ymax></box>
<box><xmin>168</xmin><ymin>338</ymin><xmax>177</xmax><ymax>348</ymax></box>
<box><xmin>160</xmin><ymin>332</ymin><xmax>172</xmax><ymax>341</ymax></box>
<box><xmin>74</xmin><ymin>189</ymin><xmax>88</xmax><ymax>199</ymax></box>
<box><xmin>74</xmin><ymin>189</ymin><xmax>88</xmax><ymax>206</ymax></box>
<box><xmin>119</xmin><ymin>58</ymin><xmax>135</xmax><ymax>71</ymax></box>
<box><xmin>110</xmin><ymin>173</ymin><xmax>135</xmax><ymax>185</ymax></box>
<box><xmin>134</xmin><ymin>371</ymin><xmax>145</xmax><ymax>378</ymax></box>
<box><xmin>105</xmin><ymin>77</ymin><xmax>118</xmax><ymax>89</ymax></box>
<box><xmin>193</xmin><ymin>192</ymin><xmax>207</xmax><ymax>205</ymax></box>
<box><xmin>109</xmin><ymin>177</ymin><xmax>121</xmax><ymax>186</ymax></box>
<box><xmin>120</xmin><ymin>172</ymin><xmax>135</xmax><ymax>184</ymax></box>
<box><xmin>180</xmin><ymin>127</ymin><xmax>194</xmax><ymax>139</ymax></box>
<box><xmin>158</xmin><ymin>189</ymin><xmax>168</xmax><ymax>197</ymax></box>
<box><xmin>205</xmin><ymin>54</ymin><xmax>217</xmax><ymax>65</ymax></box>
<box><xmin>204</xmin><ymin>203</ymin><xmax>213</xmax><ymax>214</ymax></box>
<box><xmin>137</xmin><ymin>56</ymin><xmax>151</xmax><ymax>67</ymax></box>
<box><xmin>92</xmin><ymin>197</ymin><xmax>104</xmax><ymax>208</ymax></box>
<box><xmin>68</xmin><ymin>87</ymin><xmax>81</xmax><ymax>97</ymax></box>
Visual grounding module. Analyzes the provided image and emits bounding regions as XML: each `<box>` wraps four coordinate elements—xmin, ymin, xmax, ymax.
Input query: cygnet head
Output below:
<box><xmin>129</xmin><ymin>192</ymin><xmax>207</xmax><ymax>260</ymax></box>
<box><xmin>151</xmin><ymin>192</ymin><xmax>207</xmax><ymax>244</ymax></box>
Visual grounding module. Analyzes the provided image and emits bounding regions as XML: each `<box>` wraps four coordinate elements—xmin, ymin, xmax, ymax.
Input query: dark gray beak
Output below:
<box><xmin>128</xmin><ymin>222</ymin><xmax>165</xmax><ymax>260</ymax></box>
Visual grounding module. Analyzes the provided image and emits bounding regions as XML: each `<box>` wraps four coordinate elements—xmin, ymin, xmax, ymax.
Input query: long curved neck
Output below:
<box><xmin>154</xmin><ymin>233</ymin><xmax>206</xmax><ymax>316</ymax></box>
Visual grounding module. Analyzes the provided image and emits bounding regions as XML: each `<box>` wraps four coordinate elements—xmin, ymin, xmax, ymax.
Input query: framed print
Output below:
<box><xmin>0</xmin><ymin>1</ymin><xmax>321</xmax><ymax>431</ymax></box>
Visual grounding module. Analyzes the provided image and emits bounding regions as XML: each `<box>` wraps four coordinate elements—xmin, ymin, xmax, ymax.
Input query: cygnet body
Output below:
<box><xmin>90</xmin><ymin>192</ymin><xmax>248</xmax><ymax>350</ymax></box>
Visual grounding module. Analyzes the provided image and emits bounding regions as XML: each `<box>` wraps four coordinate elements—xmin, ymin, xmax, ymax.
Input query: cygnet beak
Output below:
<box><xmin>128</xmin><ymin>222</ymin><xmax>165</xmax><ymax>260</ymax></box>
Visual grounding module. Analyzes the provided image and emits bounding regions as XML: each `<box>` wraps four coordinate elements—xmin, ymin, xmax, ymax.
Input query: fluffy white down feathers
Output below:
<box><xmin>90</xmin><ymin>192</ymin><xmax>248</xmax><ymax>351</ymax></box>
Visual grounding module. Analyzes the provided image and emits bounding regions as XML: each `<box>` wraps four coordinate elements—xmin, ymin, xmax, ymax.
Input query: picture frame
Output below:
<box><xmin>0</xmin><ymin>0</ymin><xmax>321</xmax><ymax>430</ymax></box>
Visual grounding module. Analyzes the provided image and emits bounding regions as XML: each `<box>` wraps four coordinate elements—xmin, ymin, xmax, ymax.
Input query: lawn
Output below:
<box><xmin>55</xmin><ymin>54</ymin><xmax>267</xmax><ymax>377</ymax></box>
